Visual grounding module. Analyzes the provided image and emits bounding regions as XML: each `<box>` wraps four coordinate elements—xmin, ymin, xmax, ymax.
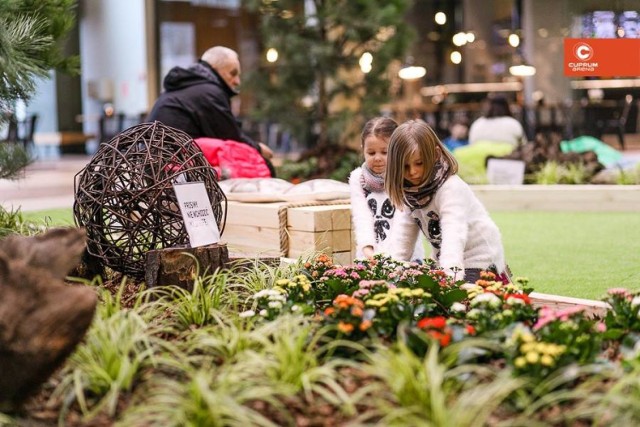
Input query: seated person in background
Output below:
<box><xmin>147</xmin><ymin>46</ymin><xmax>274</xmax><ymax>176</ymax></box>
<box><xmin>442</xmin><ymin>119</ymin><xmax>469</xmax><ymax>152</ymax></box>
<box><xmin>468</xmin><ymin>95</ymin><xmax>525</xmax><ymax>146</ymax></box>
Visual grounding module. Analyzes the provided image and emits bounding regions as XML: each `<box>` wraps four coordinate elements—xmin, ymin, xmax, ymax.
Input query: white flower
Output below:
<box><xmin>239</xmin><ymin>310</ymin><xmax>255</xmax><ymax>318</ymax></box>
<box><xmin>460</xmin><ymin>283</ymin><xmax>479</xmax><ymax>291</ymax></box>
<box><xmin>632</xmin><ymin>296</ymin><xmax>640</xmax><ymax>308</ymax></box>
<box><xmin>506</xmin><ymin>296</ymin><xmax>525</xmax><ymax>305</ymax></box>
<box><xmin>451</xmin><ymin>302</ymin><xmax>467</xmax><ymax>313</ymax></box>
<box><xmin>254</xmin><ymin>289</ymin><xmax>281</xmax><ymax>299</ymax></box>
<box><xmin>268</xmin><ymin>301</ymin><xmax>283</xmax><ymax>309</ymax></box>
<box><xmin>291</xmin><ymin>305</ymin><xmax>300</xmax><ymax>312</ymax></box>
<box><xmin>259</xmin><ymin>309</ymin><xmax>268</xmax><ymax>317</ymax></box>
<box><xmin>471</xmin><ymin>292</ymin><xmax>501</xmax><ymax>308</ymax></box>
<box><xmin>466</xmin><ymin>308</ymin><xmax>481</xmax><ymax>320</ymax></box>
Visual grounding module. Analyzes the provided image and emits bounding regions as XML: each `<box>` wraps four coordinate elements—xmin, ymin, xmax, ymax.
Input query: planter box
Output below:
<box><xmin>473</xmin><ymin>185</ymin><xmax>640</xmax><ymax>212</ymax></box>
<box><xmin>222</xmin><ymin>201</ymin><xmax>355</xmax><ymax>265</ymax></box>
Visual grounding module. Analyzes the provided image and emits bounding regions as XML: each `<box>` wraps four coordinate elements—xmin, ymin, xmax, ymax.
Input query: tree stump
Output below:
<box><xmin>145</xmin><ymin>243</ymin><xmax>230</xmax><ymax>290</ymax></box>
<box><xmin>0</xmin><ymin>228</ymin><xmax>97</xmax><ymax>410</ymax></box>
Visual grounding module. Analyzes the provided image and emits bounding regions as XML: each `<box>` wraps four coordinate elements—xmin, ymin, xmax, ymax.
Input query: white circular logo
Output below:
<box><xmin>574</xmin><ymin>42</ymin><xmax>593</xmax><ymax>61</ymax></box>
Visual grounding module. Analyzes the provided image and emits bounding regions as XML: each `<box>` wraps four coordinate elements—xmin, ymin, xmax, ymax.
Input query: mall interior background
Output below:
<box><xmin>20</xmin><ymin>0</ymin><xmax>640</xmax><ymax>154</ymax></box>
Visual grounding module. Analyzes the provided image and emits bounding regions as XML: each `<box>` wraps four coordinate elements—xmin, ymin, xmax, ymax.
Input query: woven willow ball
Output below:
<box><xmin>73</xmin><ymin>121</ymin><xmax>226</xmax><ymax>278</ymax></box>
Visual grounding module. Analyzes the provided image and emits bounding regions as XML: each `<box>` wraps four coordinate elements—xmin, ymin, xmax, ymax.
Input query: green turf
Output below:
<box><xmin>22</xmin><ymin>208</ymin><xmax>75</xmax><ymax>226</ymax></box>
<box><xmin>491</xmin><ymin>211</ymin><xmax>640</xmax><ymax>300</ymax></box>
<box><xmin>22</xmin><ymin>207</ymin><xmax>640</xmax><ymax>300</ymax></box>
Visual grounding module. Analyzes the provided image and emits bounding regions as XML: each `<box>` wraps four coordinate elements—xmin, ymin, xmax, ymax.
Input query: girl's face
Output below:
<box><xmin>363</xmin><ymin>135</ymin><xmax>388</xmax><ymax>175</ymax></box>
<box><xmin>404</xmin><ymin>150</ymin><xmax>425</xmax><ymax>186</ymax></box>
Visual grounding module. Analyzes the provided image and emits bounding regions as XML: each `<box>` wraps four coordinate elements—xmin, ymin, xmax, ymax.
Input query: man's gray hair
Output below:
<box><xmin>201</xmin><ymin>46</ymin><xmax>238</xmax><ymax>69</ymax></box>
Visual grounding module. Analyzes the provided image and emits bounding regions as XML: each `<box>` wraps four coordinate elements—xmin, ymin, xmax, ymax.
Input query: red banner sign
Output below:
<box><xmin>564</xmin><ymin>38</ymin><xmax>640</xmax><ymax>77</ymax></box>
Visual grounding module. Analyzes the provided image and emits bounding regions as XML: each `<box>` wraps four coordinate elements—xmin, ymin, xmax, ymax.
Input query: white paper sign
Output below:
<box><xmin>486</xmin><ymin>159</ymin><xmax>526</xmax><ymax>185</ymax></box>
<box><xmin>173</xmin><ymin>182</ymin><xmax>220</xmax><ymax>247</ymax></box>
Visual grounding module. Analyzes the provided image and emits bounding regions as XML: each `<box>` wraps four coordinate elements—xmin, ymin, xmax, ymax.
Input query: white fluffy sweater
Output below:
<box><xmin>391</xmin><ymin>174</ymin><xmax>505</xmax><ymax>274</ymax></box>
<box><xmin>349</xmin><ymin>168</ymin><xmax>424</xmax><ymax>260</ymax></box>
<box><xmin>468</xmin><ymin>116</ymin><xmax>525</xmax><ymax>146</ymax></box>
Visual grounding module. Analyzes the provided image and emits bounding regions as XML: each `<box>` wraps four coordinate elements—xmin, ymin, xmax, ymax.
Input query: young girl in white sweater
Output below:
<box><xmin>385</xmin><ymin>120</ymin><xmax>507</xmax><ymax>283</ymax></box>
<box><xmin>349</xmin><ymin>117</ymin><xmax>424</xmax><ymax>261</ymax></box>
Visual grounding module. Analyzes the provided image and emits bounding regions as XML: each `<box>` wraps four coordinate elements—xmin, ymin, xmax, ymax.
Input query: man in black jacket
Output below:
<box><xmin>147</xmin><ymin>46</ymin><xmax>274</xmax><ymax>163</ymax></box>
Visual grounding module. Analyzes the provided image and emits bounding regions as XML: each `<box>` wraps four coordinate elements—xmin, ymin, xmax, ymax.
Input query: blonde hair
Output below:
<box><xmin>385</xmin><ymin>120</ymin><xmax>458</xmax><ymax>208</ymax></box>
<box><xmin>201</xmin><ymin>46</ymin><xmax>238</xmax><ymax>70</ymax></box>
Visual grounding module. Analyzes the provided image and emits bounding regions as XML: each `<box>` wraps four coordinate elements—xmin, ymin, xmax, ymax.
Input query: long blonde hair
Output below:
<box><xmin>385</xmin><ymin>120</ymin><xmax>458</xmax><ymax>208</ymax></box>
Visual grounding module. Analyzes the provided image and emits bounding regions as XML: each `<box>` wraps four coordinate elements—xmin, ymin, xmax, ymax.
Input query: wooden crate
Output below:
<box><xmin>221</xmin><ymin>200</ymin><xmax>355</xmax><ymax>264</ymax></box>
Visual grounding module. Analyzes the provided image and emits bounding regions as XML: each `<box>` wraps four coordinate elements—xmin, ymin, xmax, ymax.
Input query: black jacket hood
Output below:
<box><xmin>163</xmin><ymin>60</ymin><xmax>237</xmax><ymax>97</ymax></box>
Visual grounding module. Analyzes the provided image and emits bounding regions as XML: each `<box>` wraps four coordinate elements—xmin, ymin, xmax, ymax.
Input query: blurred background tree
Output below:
<box><xmin>0</xmin><ymin>0</ymin><xmax>78</xmax><ymax>178</ymax></box>
<box><xmin>244</xmin><ymin>0</ymin><xmax>413</xmax><ymax>177</ymax></box>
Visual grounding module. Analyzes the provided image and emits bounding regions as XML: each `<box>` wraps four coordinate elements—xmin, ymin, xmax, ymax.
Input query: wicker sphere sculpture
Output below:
<box><xmin>74</xmin><ymin>121</ymin><xmax>226</xmax><ymax>278</ymax></box>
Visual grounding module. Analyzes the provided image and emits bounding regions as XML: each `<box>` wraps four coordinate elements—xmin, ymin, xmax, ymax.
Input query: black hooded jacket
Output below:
<box><xmin>147</xmin><ymin>60</ymin><xmax>260</xmax><ymax>151</ymax></box>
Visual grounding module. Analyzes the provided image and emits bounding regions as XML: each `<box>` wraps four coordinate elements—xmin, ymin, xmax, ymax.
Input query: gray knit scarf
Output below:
<box><xmin>403</xmin><ymin>158</ymin><xmax>451</xmax><ymax>210</ymax></box>
<box><xmin>360</xmin><ymin>163</ymin><xmax>385</xmax><ymax>192</ymax></box>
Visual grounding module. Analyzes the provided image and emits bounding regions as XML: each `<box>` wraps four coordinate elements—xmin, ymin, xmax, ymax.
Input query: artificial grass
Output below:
<box><xmin>21</xmin><ymin>207</ymin><xmax>640</xmax><ymax>300</ymax></box>
<box><xmin>22</xmin><ymin>208</ymin><xmax>75</xmax><ymax>226</ymax></box>
<box><xmin>492</xmin><ymin>211</ymin><xmax>640</xmax><ymax>300</ymax></box>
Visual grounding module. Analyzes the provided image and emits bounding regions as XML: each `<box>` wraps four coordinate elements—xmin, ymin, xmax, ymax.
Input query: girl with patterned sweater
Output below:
<box><xmin>349</xmin><ymin>117</ymin><xmax>424</xmax><ymax>261</ymax></box>
<box><xmin>385</xmin><ymin>120</ymin><xmax>508</xmax><ymax>283</ymax></box>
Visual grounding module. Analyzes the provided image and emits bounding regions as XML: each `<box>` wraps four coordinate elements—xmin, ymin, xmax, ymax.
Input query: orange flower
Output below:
<box><xmin>337</xmin><ymin>321</ymin><xmax>354</xmax><ymax>334</ymax></box>
<box><xmin>317</xmin><ymin>254</ymin><xmax>332</xmax><ymax>264</ymax></box>
<box><xmin>476</xmin><ymin>279</ymin><xmax>491</xmax><ymax>288</ymax></box>
<box><xmin>333</xmin><ymin>294</ymin><xmax>364</xmax><ymax>309</ymax></box>
<box><xmin>351</xmin><ymin>306</ymin><xmax>364</xmax><ymax>317</ymax></box>
<box><xmin>359</xmin><ymin>320</ymin><xmax>372</xmax><ymax>331</ymax></box>
<box><xmin>480</xmin><ymin>271</ymin><xmax>496</xmax><ymax>280</ymax></box>
<box><xmin>324</xmin><ymin>307</ymin><xmax>335</xmax><ymax>316</ymax></box>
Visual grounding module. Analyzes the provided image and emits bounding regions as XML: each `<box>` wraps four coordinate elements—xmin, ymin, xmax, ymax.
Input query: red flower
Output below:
<box><xmin>427</xmin><ymin>330</ymin><xmax>452</xmax><ymax>347</ymax></box>
<box><xmin>417</xmin><ymin>316</ymin><xmax>447</xmax><ymax>330</ymax></box>
<box><xmin>465</xmin><ymin>324</ymin><xmax>476</xmax><ymax>335</ymax></box>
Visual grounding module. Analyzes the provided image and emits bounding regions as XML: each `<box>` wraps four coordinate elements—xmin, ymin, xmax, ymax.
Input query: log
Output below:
<box><xmin>0</xmin><ymin>228</ymin><xmax>97</xmax><ymax>410</ymax></box>
<box><xmin>145</xmin><ymin>243</ymin><xmax>230</xmax><ymax>290</ymax></box>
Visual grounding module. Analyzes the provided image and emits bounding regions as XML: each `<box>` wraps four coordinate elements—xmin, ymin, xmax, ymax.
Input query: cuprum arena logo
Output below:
<box><xmin>568</xmin><ymin>42</ymin><xmax>598</xmax><ymax>72</ymax></box>
<box><xmin>573</xmin><ymin>42</ymin><xmax>593</xmax><ymax>61</ymax></box>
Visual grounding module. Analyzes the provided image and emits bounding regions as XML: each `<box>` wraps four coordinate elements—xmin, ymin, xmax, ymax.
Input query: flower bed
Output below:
<box><xmin>9</xmin><ymin>253</ymin><xmax>640</xmax><ymax>426</ymax></box>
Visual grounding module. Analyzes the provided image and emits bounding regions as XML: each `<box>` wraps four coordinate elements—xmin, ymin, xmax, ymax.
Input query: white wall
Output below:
<box><xmin>25</xmin><ymin>73</ymin><xmax>58</xmax><ymax>133</ymax></box>
<box><xmin>79</xmin><ymin>0</ymin><xmax>149</xmax><ymax>141</ymax></box>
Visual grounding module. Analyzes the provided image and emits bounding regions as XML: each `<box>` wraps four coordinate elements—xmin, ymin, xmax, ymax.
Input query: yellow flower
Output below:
<box><xmin>540</xmin><ymin>355</ymin><xmax>554</xmax><ymax>366</ymax></box>
<box><xmin>275</xmin><ymin>279</ymin><xmax>290</xmax><ymax>286</ymax></box>
<box><xmin>514</xmin><ymin>357</ymin><xmax>526</xmax><ymax>368</ymax></box>
<box><xmin>520</xmin><ymin>342</ymin><xmax>535</xmax><ymax>353</ymax></box>
<box><xmin>520</xmin><ymin>332</ymin><xmax>535</xmax><ymax>343</ymax></box>
<box><xmin>525</xmin><ymin>352</ymin><xmax>540</xmax><ymax>364</ymax></box>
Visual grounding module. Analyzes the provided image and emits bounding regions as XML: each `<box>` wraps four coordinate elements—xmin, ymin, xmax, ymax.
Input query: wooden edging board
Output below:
<box><xmin>473</xmin><ymin>185</ymin><xmax>640</xmax><ymax>212</ymax></box>
<box><xmin>529</xmin><ymin>291</ymin><xmax>608</xmax><ymax>317</ymax></box>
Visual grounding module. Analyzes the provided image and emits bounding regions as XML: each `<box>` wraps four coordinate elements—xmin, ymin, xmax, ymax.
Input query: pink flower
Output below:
<box><xmin>608</xmin><ymin>288</ymin><xmax>632</xmax><ymax>299</ymax></box>
<box><xmin>595</xmin><ymin>322</ymin><xmax>607</xmax><ymax>333</ymax></box>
